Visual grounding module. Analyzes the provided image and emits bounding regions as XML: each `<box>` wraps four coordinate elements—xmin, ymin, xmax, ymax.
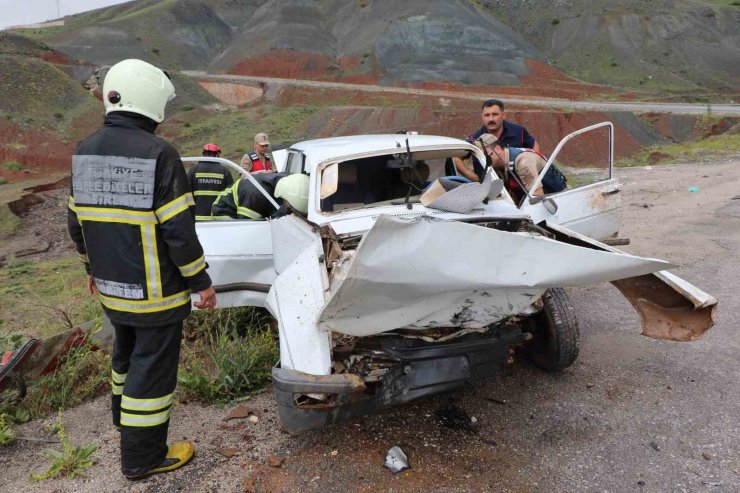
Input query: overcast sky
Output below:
<box><xmin>0</xmin><ymin>0</ymin><xmax>131</xmax><ymax>30</ymax></box>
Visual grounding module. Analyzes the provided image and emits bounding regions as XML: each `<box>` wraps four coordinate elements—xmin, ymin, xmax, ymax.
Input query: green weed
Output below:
<box><xmin>179</xmin><ymin>307</ymin><xmax>278</xmax><ymax>403</ymax></box>
<box><xmin>0</xmin><ymin>403</ymin><xmax>31</xmax><ymax>446</ymax></box>
<box><xmin>23</xmin><ymin>330</ymin><xmax>110</xmax><ymax>418</ymax></box>
<box><xmin>0</xmin><ymin>177</ymin><xmax>8</xmax><ymax>185</ymax></box>
<box><xmin>4</xmin><ymin>161</ymin><xmax>22</xmax><ymax>171</ymax></box>
<box><xmin>0</xmin><ymin>412</ymin><xmax>17</xmax><ymax>445</ymax></box>
<box><xmin>30</xmin><ymin>411</ymin><xmax>98</xmax><ymax>480</ymax></box>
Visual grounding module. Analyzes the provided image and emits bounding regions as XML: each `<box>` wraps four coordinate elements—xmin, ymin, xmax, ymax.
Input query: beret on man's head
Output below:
<box><xmin>473</xmin><ymin>133</ymin><xmax>499</xmax><ymax>151</ymax></box>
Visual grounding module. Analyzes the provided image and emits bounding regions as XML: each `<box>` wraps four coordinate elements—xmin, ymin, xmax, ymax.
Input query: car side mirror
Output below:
<box><xmin>320</xmin><ymin>163</ymin><xmax>338</xmax><ymax>199</ymax></box>
<box><xmin>529</xmin><ymin>195</ymin><xmax>558</xmax><ymax>214</ymax></box>
<box><xmin>542</xmin><ymin>197</ymin><xmax>558</xmax><ymax>214</ymax></box>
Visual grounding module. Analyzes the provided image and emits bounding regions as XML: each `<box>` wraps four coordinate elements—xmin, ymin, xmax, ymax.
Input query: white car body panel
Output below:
<box><xmin>316</xmin><ymin>215</ymin><xmax>669</xmax><ymax>337</ymax></box>
<box><xmin>265</xmin><ymin>216</ymin><xmax>332</xmax><ymax>375</ymax></box>
<box><xmin>187</xmin><ymin>126</ymin><xmax>715</xmax><ymax>377</ymax></box>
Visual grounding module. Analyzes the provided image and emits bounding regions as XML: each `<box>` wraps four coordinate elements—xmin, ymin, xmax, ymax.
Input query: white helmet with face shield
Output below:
<box><xmin>103</xmin><ymin>59</ymin><xmax>175</xmax><ymax>123</ymax></box>
<box><xmin>274</xmin><ymin>173</ymin><xmax>310</xmax><ymax>214</ymax></box>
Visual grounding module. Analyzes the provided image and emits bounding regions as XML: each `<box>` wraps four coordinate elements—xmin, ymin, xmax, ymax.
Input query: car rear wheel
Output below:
<box><xmin>526</xmin><ymin>288</ymin><xmax>580</xmax><ymax>371</ymax></box>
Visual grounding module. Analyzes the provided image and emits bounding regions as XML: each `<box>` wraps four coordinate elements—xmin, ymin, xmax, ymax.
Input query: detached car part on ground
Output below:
<box><xmin>185</xmin><ymin>122</ymin><xmax>717</xmax><ymax>435</ymax></box>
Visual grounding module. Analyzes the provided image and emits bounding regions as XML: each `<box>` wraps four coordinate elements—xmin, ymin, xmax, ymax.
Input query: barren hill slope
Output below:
<box><xmin>11</xmin><ymin>0</ymin><xmax>562</xmax><ymax>87</ymax></box>
<box><xmin>211</xmin><ymin>0</ymin><xmax>545</xmax><ymax>86</ymax></box>
<box><xmin>15</xmin><ymin>0</ymin><xmax>739</xmax><ymax>95</ymax></box>
<box><xmin>482</xmin><ymin>0</ymin><xmax>740</xmax><ymax>94</ymax></box>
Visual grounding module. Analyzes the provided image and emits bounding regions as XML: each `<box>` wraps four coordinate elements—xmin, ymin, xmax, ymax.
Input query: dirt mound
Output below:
<box><xmin>0</xmin><ymin>55</ymin><xmax>100</xmax><ymax>129</ymax></box>
<box><xmin>198</xmin><ymin>81</ymin><xmax>263</xmax><ymax>106</ymax></box>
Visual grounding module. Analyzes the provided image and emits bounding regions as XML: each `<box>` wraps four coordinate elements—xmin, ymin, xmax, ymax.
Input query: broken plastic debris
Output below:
<box><xmin>688</xmin><ymin>186</ymin><xmax>700</xmax><ymax>193</ymax></box>
<box><xmin>384</xmin><ymin>446</ymin><xmax>410</xmax><ymax>474</ymax></box>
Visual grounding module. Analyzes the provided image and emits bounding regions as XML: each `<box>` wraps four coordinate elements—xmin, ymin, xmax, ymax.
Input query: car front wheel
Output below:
<box><xmin>526</xmin><ymin>288</ymin><xmax>580</xmax><ymax>371</ymax></box>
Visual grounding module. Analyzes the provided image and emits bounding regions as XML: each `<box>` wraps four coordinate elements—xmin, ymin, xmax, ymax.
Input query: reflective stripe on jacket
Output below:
<box><xmin>187</xmin><ymin>160</ymin><xmax>234</xmax><ymax>220</ymax></box>
<box><xmin>68</xmin><ymin>112</ymin><xmax>212</xmax><ymax>326</ymax></box>
<box><xmin>211</xmin><ymin>172</ymin><xmax>287</xmax><ymax>220</ymax></box>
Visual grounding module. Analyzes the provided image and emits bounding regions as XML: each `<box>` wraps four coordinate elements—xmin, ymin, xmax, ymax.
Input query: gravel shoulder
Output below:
<box><xmin>1</xmin><ymin>158</ymin><xmax>738</xmax><ymax>493</ymax></box>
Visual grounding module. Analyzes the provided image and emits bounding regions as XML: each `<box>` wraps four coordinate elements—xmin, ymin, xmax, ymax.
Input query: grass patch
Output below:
<box><xmin>23</xmin><ymin>329</ymin><xmax>110</xmax><ymax>419</ymax></box>
<box><xmin>0</xmin><ymin>412</ymin><xmax>17</xmax><ymax>445</ymax></box>
<box><xmin>616</xmin><ymin>132</ymin><xmax>740</xmax><ymax>167</ymax></box>
<box><xmin>0</xmin><ymin>256</ymin><xmax>102</xmax><ymax>340</ymax></box>
<box><xmin>30</xmin><ymin>411</ymin><xmax>98</xmax><ymax>480</ymax></box>
<box><xmin>4</xmin><ymin>161</ymin><xmax>22</xmax><ymax>171</ymax></box>
<box><xmin>0</xmin><ymin>207</ymin><xmax>20</xmax><ymax>239</ymax></box>
<box><xmin>168</xmin><ymin>105</ymin><xmax>319</xmax><ymax>160</ymax></box>
<box><xmin>179</xmin><ymin>307</ymin><xmax>278</xmax><ymax>403</ymax></box>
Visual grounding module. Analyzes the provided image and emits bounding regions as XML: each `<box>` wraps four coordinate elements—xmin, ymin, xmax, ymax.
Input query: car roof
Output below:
<box><xmin>291</xmin><ymin>134</ymin><xmax>472</xmax><ymax>172</ymax></box>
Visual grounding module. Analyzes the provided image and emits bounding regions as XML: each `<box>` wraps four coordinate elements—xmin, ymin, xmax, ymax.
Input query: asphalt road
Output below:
<box><xmin>183</xmin><ymin>71</ymin><xmax>740</xmax><ymax>116</ymax></box>
<box><xmin>2</xmin><ymin>160</ymin><xmax>738</xmax><ymax>492</ymax></box>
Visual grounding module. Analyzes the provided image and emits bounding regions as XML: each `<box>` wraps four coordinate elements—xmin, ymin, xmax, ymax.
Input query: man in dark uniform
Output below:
<box><xmin>454</xmin><ymin>99</ymin><xmax>540</xmax><ymax>182</ymax></box>
<box><xmin>211</xmin><ymin>172</ymin><xmax>287</xmax><ymax>220</ymax></box>
<box><xmin>187</xmin><ymin>143</ymin><xmax>234</xmax><ymax>221</ymax></box>
<box><xmin>469</xmin><ymin>98</ymin><xmax>540</xmax><ymax>151</ymax></box>
<box><xmin>212</xmin><ymin>173</ymin><xmax>309</xmax><ymax>219</ymax></box>
<box><xmin>67</xmin><ymin>59</ymin><xmax>216</xmax><ymax>480</ymax></box>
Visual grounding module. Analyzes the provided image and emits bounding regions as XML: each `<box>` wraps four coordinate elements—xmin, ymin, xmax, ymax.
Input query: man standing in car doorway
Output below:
<box><xmin>454</xmin><ymin>98</ymin><xmax>541</xmax><ymax>182</ymax></box>
<box><xmin>469</xmin><ymin>98</ymin><xmax>540</xmax><ymax>152</ymax></box>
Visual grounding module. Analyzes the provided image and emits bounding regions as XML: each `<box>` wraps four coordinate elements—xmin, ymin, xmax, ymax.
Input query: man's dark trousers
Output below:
<box><xmin>111</xmin><ymin>321</ymin><xmax>182</xmax><ymax>473</ymax></box>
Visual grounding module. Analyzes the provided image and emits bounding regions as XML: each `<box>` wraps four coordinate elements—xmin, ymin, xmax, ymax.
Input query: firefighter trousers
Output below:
<box><xmin>110</xmin><ymin>320</ymin><xmax>183</xmax><ymax>473</ymax></box>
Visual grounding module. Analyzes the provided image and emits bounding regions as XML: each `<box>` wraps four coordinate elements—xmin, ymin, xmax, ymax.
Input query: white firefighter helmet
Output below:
<box><xmin>274</xmin><ymin>174</ymin><xmax>310</xmax><ymax>214</ymax></box>
<box><xmin>103</xmin><ymin>59</ymin><xmax>175</xmax><ymax>123</ymax></box>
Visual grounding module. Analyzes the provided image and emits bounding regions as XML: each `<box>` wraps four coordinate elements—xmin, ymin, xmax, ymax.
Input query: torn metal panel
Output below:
<box><xmin>317</xmin><ymin>215</ymin><xmax>670</xmax><ymax>337</ymax></box>
<box><xmin>541</xmin><ymin>221</ymin><xmax>717</xmax><ymax>341</ymax></box>
<box><xmin>265</xmin><ymin>216</ymin><xmax>333</xmax><ymax>375</ymax></box>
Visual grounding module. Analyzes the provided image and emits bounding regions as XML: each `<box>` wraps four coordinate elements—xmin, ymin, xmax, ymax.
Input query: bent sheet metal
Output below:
<box><xmin>317</xmin><ymin>215</ymin><xmax>671</xmax><ymax>336</ymax></box>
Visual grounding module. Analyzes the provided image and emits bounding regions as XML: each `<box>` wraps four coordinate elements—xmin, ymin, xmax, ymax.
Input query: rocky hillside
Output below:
<box><xmin>11</xmin><ymin>0</ymin><xmax>738</xmax><ymax>96</ymax></box>
<box><xmin>481</xmin><ymin>0</ymin><xmax>740</xmax><ymax>96</ymax></box>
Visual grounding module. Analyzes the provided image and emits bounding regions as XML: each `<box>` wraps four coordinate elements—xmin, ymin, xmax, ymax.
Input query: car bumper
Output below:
<box><xmin>272</xmin><ymin>329</ymin><xmax>531</xmax><ymax>435</ymax></box>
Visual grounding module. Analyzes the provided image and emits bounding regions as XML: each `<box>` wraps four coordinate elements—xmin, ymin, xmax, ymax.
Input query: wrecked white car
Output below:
<box><xmin>185</xmin><ymin>122</ymin><xmax>716</xmax><ymax>434</ymax></box>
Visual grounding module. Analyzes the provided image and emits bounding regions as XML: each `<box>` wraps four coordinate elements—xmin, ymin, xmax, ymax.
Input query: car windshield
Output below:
<box><xmin>320</xmin><ymin>149</ymin><xmax>478</xmax><ymax>212</ymax></box>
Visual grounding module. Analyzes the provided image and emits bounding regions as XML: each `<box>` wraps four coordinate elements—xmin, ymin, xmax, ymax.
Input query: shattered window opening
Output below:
<box><xmin>320</xmin><ymin>149</ymin><xmax>481</xmax><ymax>212</ymax></box>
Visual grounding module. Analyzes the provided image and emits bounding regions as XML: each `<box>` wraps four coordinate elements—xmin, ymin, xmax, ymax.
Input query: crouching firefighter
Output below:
<box><xmin>211</xmin><ymin>172</ymin><xmax>310</xmax><ymax>219</ymax></box>
<box><xmin>67</xmin><ymin>59</ymin><xmax>217</xmax><ymax>480</ymax></box>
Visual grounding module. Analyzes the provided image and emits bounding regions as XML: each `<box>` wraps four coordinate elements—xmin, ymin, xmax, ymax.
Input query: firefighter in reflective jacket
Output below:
<box><xmin>212</xmin><ymin>173</ymin><xmax>309</xmax><ymax>219</ymax></box>
<box><xmin>187</xmin><ymin>143</ymin><xmax>234</xmax><ymax>221</ymax></box>
<box><xmin>67</xmin><ymin>59</ymin><xmax>216</xmax><ymax>480</ymax></box>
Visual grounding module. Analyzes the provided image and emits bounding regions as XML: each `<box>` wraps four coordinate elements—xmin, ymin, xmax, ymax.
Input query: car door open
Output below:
<box><xmin>519</xmin><ymin>121</ymin><xmax>622</xmax><ymax>241</ymax></box>
<box><xmin>182</xmin><ymin>157</ymin><xmax>279</xmax><ymax>308</ymax></box>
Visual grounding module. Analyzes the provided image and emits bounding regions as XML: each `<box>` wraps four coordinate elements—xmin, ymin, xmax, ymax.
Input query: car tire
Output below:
<box><xmin>526</xmin><ymin>288</ymin><xmax>580</xmax><ymax>371</ymax></box>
